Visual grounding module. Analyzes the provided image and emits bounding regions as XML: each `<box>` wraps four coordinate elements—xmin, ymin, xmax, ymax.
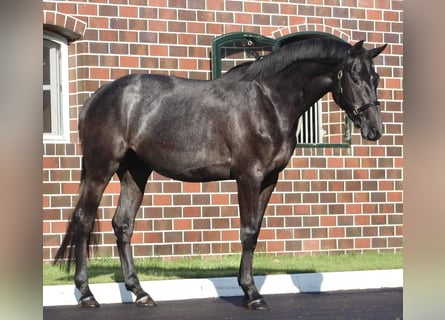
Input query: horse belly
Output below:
<box><xmin>168</xmin><ymin>164</ymin><xmax>232</xmax><ymax>182</ymax></box>
<box><xmin>151</xmin><ymin>155</ymin><xmax>232</xmax><ymax>182</ymax></box>
<box><xmin>134</xmin><ymin>135</ymin><xmax>232</xmax><ymax>182</ymax></box>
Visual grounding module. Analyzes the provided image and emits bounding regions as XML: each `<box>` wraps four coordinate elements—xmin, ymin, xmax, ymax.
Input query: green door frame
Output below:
<box><xmin>211</xmin><ymin>32</ymin><xmax>276</xmax><ymax>79</ymax></box>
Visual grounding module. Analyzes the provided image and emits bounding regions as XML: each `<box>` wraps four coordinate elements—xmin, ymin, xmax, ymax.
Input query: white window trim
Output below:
<box><xmin>43</xmin><ymin>31</ymin><xmax>70</xmax><ymax>143</ymax></box>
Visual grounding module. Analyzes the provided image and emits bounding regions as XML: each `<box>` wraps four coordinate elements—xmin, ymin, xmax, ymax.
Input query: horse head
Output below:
<box><xmin>333</xmin><ymin>40</ymin><xmax>387</xmax><ymax>141</ymax></box>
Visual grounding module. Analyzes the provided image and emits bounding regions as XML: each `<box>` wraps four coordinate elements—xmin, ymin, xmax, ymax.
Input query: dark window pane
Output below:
<box><xmin>43</xmin><ymin>90</ymin><xmax>52</xmax><ymax>133</ymax></box>
<box><xmin>43</xmin><ymin>41</ymin><xmax>51</xmax><ymax>86</ymax></box>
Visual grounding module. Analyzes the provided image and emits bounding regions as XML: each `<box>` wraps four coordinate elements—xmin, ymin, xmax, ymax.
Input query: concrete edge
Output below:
<box><xmin>43</xmin><ymin>269</ymin><xmax>403</xmax><ymax>306</ymax></box>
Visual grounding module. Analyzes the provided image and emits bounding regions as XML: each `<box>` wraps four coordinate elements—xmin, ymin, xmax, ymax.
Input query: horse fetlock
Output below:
<box><xmin>238</xmin><ymin>276</ymin><xmax>255</xmax><ymax>289</ymax></box>
<box><xmin>125</xmin><ymin>278</ymin><xmax>142</xmax><ymax>292</ymax></box>
<box><xmin>239</xmin><ymin>280</ymin><xmax>261</xmax><ymax>303</ymax></box>
<box><xmin>74</xmin><ymin>276</ymin><xmax>89</xmax><ymax>290</ymax></box>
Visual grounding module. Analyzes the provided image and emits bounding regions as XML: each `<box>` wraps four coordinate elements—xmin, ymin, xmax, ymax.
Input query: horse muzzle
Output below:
<box><xmin>351</xmin><ymin>102</ymin><xmax>383</xmax><ymax>141</ymax></box>
<box><xmin>362</xmin><ymin>125</ymin><xmax>382</xmax><ymax>141</ymax></box>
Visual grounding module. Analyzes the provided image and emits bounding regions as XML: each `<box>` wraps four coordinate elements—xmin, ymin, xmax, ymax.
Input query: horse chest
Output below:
<box><xmin>243</xmin><ymin>133</ymin><xmax>295</xmax><ymax>175</ymax></box>
<box><xmin>270</xmin><ymin>142</ymin><xmax>295</xmax><ymax>172</ymax></box>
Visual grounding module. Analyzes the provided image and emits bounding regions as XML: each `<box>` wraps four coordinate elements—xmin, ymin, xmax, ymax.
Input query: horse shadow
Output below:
<box><xmin>69</xmin><ymin>264</ymin><xmax>324</xmax><ymax>305</ymax></box>
<box><xmin>73</xmin><ymin>282</ymin><xmax>134</xmax><ymax>304</ymax></box>
<box><xmin>214</xmin><ymin>271</ymin><xmax>324</xmax><ymax>308</ymax></box>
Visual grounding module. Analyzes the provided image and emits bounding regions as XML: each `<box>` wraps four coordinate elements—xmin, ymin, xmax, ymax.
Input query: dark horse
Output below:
<box><xmin>55</xmin><ymin>38</ymin><xmax>386</xmax><ymax>310</ymax></box>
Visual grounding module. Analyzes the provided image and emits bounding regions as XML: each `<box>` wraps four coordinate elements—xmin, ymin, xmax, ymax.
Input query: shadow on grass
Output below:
<box><xmin>51</xmin><ymin>263</ymin><xmax>316</xmax><ymax>284</ymax></box>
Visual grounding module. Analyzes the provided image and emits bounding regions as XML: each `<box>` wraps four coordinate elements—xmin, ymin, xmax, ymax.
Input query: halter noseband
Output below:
<box><xmin>336</xmin><ymin>70</ymin><xmax>380</xmax><ymax>117</ymax></box>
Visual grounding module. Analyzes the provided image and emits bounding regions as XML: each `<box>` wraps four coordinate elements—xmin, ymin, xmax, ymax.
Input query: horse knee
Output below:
<box><xmin>112</xmin><ymin>218</ymin><xmax>133</xmax><ymax>242</ymax></box>
<box><xmin>240</xmin><ymin>228</ymin><xmax>259</xmax><ymax>251</ymax></box>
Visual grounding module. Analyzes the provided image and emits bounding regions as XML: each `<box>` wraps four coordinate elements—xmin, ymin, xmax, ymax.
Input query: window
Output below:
<box><xmin>43</xmin><ymin>31</ymin><xmax>69</xmax><ymax>142</ymax></box>
<box><xmin>211</xmin><ymin>32</ymin><xmax>276</xmax><ymax>79</ymax></box>
<box><xmin>296</xmin><ymin>100</ymin><xmax>323</xmax><ymax>145</ymax></box>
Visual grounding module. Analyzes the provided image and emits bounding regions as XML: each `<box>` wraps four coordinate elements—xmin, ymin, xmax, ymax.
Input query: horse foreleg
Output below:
<box><xmin>236</xmin><ymin>173</ymin><xmax>278</xmax><ymax>311</ymax></box>
<box><xmin>113</xmin><ymin>167</ymin><xmax>156</xmax><ymax>306</ymax></box>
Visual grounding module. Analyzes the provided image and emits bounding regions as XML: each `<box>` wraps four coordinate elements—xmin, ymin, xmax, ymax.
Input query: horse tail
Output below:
<box><xmin>53</xmin><ymin>159</ymin><xmax>100</xmax><ymax>272</ymax></box>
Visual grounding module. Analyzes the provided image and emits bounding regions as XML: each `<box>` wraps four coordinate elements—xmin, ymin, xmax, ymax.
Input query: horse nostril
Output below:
<box><xmin>368</xmin><ymin>127</ymin><xmax>381</xmax><ymax>140</ymax></box>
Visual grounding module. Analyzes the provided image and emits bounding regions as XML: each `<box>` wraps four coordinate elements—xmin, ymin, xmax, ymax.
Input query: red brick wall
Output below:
<box><xmin>42</xmin><ymin>0</ymin><xmax>403</xmax><ymax>261</ymax></box>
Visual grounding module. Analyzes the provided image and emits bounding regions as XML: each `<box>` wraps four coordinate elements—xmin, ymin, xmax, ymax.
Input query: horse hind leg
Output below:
<box><xmin>55</xmin><ymin>170</ymin><xmax>115</xmax><ymax>307</ymax></box>
<box><xmin>75</xmin><ymin>181</ymin><xmax>108</xmax><ymax>307</ymax></box>
<box><xmin>54</xmin><ymin>138</ymin><xmax>125</xmax><ymax>306</ymax></box>
<box><xmin>113</xmin><ymin>153</ymin><xmax>156</xmax><ymax>306</ymax></box>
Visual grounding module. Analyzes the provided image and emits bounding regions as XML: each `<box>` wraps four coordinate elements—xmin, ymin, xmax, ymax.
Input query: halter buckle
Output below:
<box><xmin>337</xmin><ymin>70</ymin><xmax>343</xmax><ymax>80</ymax></box>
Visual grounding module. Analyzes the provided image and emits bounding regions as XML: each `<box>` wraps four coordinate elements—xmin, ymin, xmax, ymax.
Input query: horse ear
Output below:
<box><xmin>350</xmin><ymin>40</ymin><xmax>365</xmax><ymax>56</ymax></box>
<box><xmin>368</xmin><ymin>44</ymin><xmax>388</xmax><ymax>59</ymax></box>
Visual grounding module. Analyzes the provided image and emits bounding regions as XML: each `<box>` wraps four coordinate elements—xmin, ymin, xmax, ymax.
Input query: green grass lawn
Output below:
<box><xmin>44</xmin><ymin>252</ymin><xmax>402</xmax><ymax>286</ymax></box>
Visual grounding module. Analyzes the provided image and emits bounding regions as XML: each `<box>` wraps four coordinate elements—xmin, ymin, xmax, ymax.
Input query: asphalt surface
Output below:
<box><xmin>44</xmin><ymin>288</ymin><xmax>402</xmax><ymax>320</ymax></box>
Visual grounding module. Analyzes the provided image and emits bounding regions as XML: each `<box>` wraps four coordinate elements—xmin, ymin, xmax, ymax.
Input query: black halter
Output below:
<box><xmin>336</xmin><ymin>69</ymin><xmax>380</xmax><ymax>117</ymax></box>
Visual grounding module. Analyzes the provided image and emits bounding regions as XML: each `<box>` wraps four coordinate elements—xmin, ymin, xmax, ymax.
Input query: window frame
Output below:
<box><xmin>43</xmin><ymin>31</ymin><xmax>70</xmax><ymax>143</ymax></box>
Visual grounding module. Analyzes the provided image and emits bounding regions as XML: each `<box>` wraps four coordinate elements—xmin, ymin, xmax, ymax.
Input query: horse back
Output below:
<box><xmin>78</xmin><ymin>73</ymin><xmax>291</xmax><ymax>181</ymax></box>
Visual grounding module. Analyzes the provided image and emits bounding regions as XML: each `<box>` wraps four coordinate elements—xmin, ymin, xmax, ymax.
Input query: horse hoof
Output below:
<box><xmin>78</xmin><ymin>296</ymin><xmax>100</xmax><ymax>308</ymax></box>
<box><xmin>135</xmin><ymin>294</ymin><xmax>157</xmax><ymax>307</ymax></box>
<box><xmin>245</xmin><ymin>298</ymin><xmax>270</xmax><ymax>311</ymax></box>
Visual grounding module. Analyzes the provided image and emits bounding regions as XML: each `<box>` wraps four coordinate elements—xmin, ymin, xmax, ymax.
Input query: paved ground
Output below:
<box><xmin>44</xmin><ymin>288</ymin><xmax>402</xmax><ymax>320</ymax></box>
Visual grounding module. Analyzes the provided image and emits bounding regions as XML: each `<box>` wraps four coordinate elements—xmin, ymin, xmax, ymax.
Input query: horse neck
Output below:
<box><xmin>259</xmin><ymin>60</ymin><xmax>339</xmax><ymax>132</ymax></box>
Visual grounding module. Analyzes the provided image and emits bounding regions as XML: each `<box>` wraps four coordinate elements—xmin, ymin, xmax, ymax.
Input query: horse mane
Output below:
<box><xmin>223</xmin><ymin>60</ymin><xmax>255</xmax><ymax>80</ymax></box>
<box><xmin>241</xmin><ymin>38</ymin><xmax>351</xmax><ymax>81</ymax></box>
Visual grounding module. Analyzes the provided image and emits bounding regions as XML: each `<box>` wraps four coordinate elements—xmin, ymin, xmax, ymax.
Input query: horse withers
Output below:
<box><xmin>55</xmin><ymin>38</ymin><xmax>386</xmax><ymax>310</ymax></box>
